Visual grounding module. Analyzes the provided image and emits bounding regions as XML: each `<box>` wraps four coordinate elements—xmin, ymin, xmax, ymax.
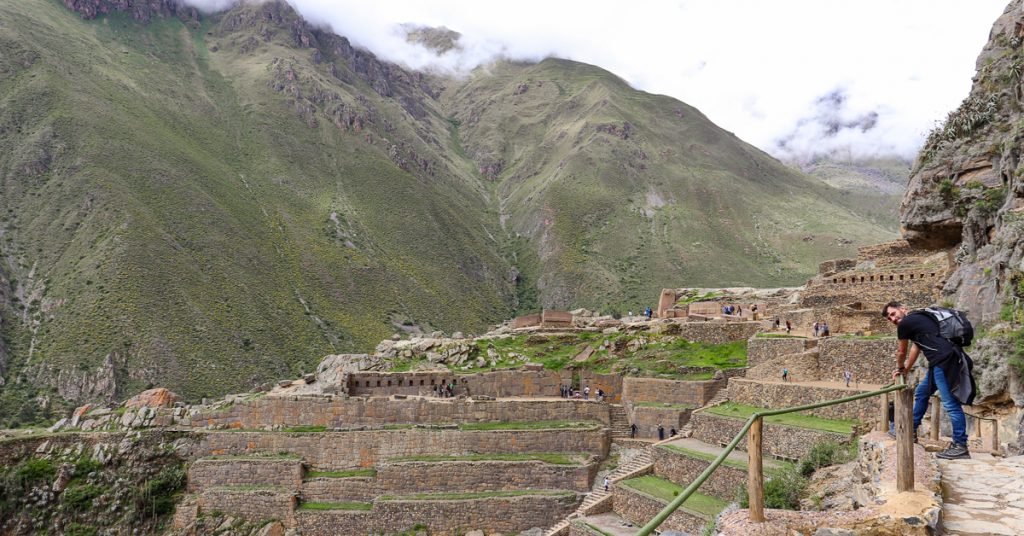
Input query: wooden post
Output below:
<box><xmin>896</xmin><ymin>387</ymin><xmax>915</xmax><ymax>492</ymax></box>
<box><xmin>878</xmin><ymin>393</ymin><xmax>889</xmax><ymax>432</ymax></box>
<box><xmin>747</xmin><ymin>416</ymin><xmax>765</xmax><ymax>522</ymax></box>
<box><xmin>930</xmin><ymin>397</ymin><xmax>940</xmax><ymax>441</ymax></box>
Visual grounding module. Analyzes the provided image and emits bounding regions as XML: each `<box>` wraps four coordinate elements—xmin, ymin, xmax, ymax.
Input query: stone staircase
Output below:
<box><xmin>542</xmin><ymin>444</ymin><xmax>655</xmax><ymax>536</ymax></box>
<box><xmin>609</xmin><ymin>404</ymin><xmax>631</xmax><ymax>439</ymax></box>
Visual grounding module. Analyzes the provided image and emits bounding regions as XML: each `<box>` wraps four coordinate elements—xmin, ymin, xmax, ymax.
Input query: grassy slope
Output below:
<box><xmin>0</xmin><ymin>0</ymin><xmax>512</xmax><ymax>413</ymax></box>
<box><xmin>445</xmin><ymin>59</ymin><xmax>898</xmax><ymax>309</ymax></box>
<box><xmin>1</xmin><ymin>0</ymin><xmax>899</xmax><ymax>416</ymax></box>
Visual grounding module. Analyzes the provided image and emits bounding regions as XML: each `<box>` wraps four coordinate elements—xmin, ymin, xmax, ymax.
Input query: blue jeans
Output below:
<box><xmin>912</xmin><ymin>365</ymin><xmax>967</xmax><ymax>445</ymax></box>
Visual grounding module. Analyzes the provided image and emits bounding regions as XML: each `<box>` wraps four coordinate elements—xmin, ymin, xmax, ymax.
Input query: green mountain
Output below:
<box><xmin>0</xmin><ymin>0</ymin><xmax>896</xmax><ymax>420</ymax></box>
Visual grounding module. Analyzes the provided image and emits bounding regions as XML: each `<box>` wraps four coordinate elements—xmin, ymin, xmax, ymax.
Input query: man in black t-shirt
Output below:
<box><xmin>883</xmin><ymin>301</ymin><xmax>970</xmax><ymax>459</ymax></box>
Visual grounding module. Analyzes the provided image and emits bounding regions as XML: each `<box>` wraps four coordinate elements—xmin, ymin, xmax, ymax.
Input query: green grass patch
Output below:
<box><xmin>618</xmin><ymin>475</ymin><xmax>727</xmax><ymax>516</ymax></box>
<box><xmin>458</xmin><ymin>420</ymin><xmax>597</xmax><ymax>431</ymax></box>
<box><xmin>388</xmin><ymin>453</ymin><xmax>583</xmax><ymax>465</ymax></box>
<box><xmin>705</xmin><ymin>403</ymin><xmax>857</xmax><ymax>434</ymax></box>
<box><xmin>306</xmin><ymin>469</ymin><xmax>377</xmax><ymax>479</ymax></box>
<box><xmin>298</xmin><ymin>501</ymin><xmax>372</xmax><ymax>511</ymax></box>
<box><xmin>281</xmin><ymin>425</ymin><xmax>327</xmax><ymax>433</ymax></box>
<box><xmin>755</xmin><ymin>333</ymin><xmax>806</xmax><ymax>339</ymax></box>
<box><xmin>379</xmin><ymin>490</ymin><xmax>574</xmax><ymax>501</ymax></box>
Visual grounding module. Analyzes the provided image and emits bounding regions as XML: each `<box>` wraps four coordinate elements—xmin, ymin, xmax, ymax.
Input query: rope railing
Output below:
<box><xmin>634</xmin><ymin>378</ymin><xmax>909</xmax><ymax>536</ymax></box>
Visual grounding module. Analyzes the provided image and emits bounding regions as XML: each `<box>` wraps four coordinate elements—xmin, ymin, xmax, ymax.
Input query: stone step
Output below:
<box><xmin>542</xmin><ymin>444</ymin><xmax>655</xmax><ymax>536</ymax></box>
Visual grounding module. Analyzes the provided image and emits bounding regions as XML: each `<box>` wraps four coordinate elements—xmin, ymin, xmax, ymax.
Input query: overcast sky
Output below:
<box><xmin>191</xmin><ymin>0</ymin><xmax>1009</xmax><ymax>161</ymax></box>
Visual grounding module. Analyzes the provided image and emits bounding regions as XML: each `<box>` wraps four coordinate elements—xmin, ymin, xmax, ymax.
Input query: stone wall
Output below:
<box><xmin>197</xmin><ymin>489</ymin><xmax>295</xmax><ymax>525</ymax></box>
<box><xmin>346</xmin><ymin>369</ymin><xmax>577</xmax><ymax>399</ymax></box>
<box><xmin>186</xmin><ymin>397</ymin><xmax>610</xmax><ymax>430</ymax></box>
<box><xmin>855</xmin><ymin>239</ymin><xmax>926</xmax><ymax>266</ymax></box>
<box><xmin>578</xmin><ymin>372</ymin><xmax>624</xmax><ymax>403</ymax></box>
<box><xmin>727</xmin><ymin>378</ymin><xmax>878</xmax><ymax>422</ymax></box>
<box><xmin>800</xmin><ymin>277</ymin><xmax>940</xmax><ymax>310</ymax></box>
<box><xmin>621</xmin><ymin>377</ymin><xmax>724</xmax><ymax>407</ymax></box>
<box><xmin>612</xmin><ymin>486</ymin><xmax>707</xmax><ymax>535</ymax></box>
<box><xmin>746</xmin><ymin>337</ymin><xmax>815</xmax><ymax>367</ymax></box>
<box><xmin>673</xmin><ymin>321</ymin><xmax>761</xmax><ymax>344</ymax></box>
<box><xmin>819</xmin><ymin>258</ymin><xmax>857</xmax><ymax>275</ymax></box>
<box><xmin>195</xmin><ymin>428</ymin><xmax>609</xmax><ymax>470</ymax></box>
<box><xmin>652</xmin><ymin>446</ymin><xmax>745</xmax><ymax>501</ymax></box>
<box><xmin>689</xmin><ymin>412</ymin><xmax>850</xmax><ymax>461</ymax></box>
<box><xmin>744</xmin><ymin>348</ymin><xmax>820</xmax><ymax>382</ymax></box>
<box><xmin>188</xmin><ymin>458</ymin><xmax>303</xmax><ymax>493</ymax></box>
<box><xmin>302</xmin><ymin>476</ymin><xmax>379</xmax><ymax>502</ymax></box>
<box><xmin>299</xmin><ymin>460</ymin><xmax>595</xmax><ymax>503</ymax></box>
<box><xmin>630</xmin><ymin>406</ymin><xmax>691</xmax><ymax>440</ymax></box>
<box><xmin>817</xmin><ymin>337</ymin><xmax>898</xmax><ymax>385</ymax></box>
<box><xmin>377</xmin><ymin>461</ymin><xmax>596</xmax><ymax>494</ymax></box>
<box><xmin>294</xmin><ymin>494</ymin><xmax>580</xmax><ymax>535</ymax></box>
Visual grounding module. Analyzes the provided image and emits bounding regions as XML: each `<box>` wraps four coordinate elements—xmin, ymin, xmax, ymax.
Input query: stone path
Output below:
<box><xmin>938</xmin><ymin>454</ymin><xmax>1024</xmax><ymax>535</ymax></box>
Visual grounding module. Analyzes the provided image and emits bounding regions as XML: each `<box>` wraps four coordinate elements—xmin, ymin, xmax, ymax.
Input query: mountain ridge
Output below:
<box><xmin>0</xmin><ymin>0</ymin><xmax>896</xmax><ymax>421</ymax></box>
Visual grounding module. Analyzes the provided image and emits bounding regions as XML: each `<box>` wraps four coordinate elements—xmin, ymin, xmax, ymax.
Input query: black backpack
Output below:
<box><xmin>919</xmin><ymin>307</ymin><xmax>974</xmax><ymax>347</ymax></box>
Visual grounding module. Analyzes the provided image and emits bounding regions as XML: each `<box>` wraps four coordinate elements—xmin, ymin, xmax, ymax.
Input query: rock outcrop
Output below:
<box><xmin>901</xmin><ymin>0</ymin><xmax>1024</xmax><ymax>323</ymax></box>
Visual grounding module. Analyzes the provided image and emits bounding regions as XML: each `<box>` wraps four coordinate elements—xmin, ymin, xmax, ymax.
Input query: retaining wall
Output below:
<box><xmin>629</xmin><ymin>407</ymin><xmax>691</xmax><ymax>440</ymax></box>
<box><xmin>672</xmin><ymin>321</ymin><xmax>761</xmax><ymax>344</ymax></box>
<box><xmin>746</xmin><ymin>337</ymin><xmax>815</xmax><ymax>368</ymax></box>
<box><xmin>817</xmin><ymin>337</ymin><xmax>898</xmax><ymax>385</ymax></box>
<box><xmin>621</xmin><ymin>377</ymin><xmax>724</xmax><ymax>407</ymax></box>
<box><xmin>688</xmin><ymin>412</ymin><xmax>850</xmax><ymax>461</ymax></box>
<box><xmin>652</xmin><ymin>445</ymin><xmax>745</xmax><ymax>501</ymax></box>
<box><xmin>195</xmin><ymin>428</ymin><xmax>609</xmax><ymax>470</ymax></box>
<box><xmin>188</xmin><ymin>458</ymin><xmax>303</xmax><ymax>493</ymax></box>
<box><xmin>299</xmin><ymin>460</ymin><xmax>595</xmax><ymax>503</ymax></box>
<box><xmin>294</xmin><ymin>494</ymin><xmax>580</xmax><ymax>535</ymax></box>
<box><xmin>612</xmin><ymin>486</ymin><xmax>707</xmax><ymax>535</ymax></box>
<box><xmin>727</xmin><ymin>378</ymin><xmax>877</xmax><ymax>421</ymax></box>
<box><xmin>185</xmin><ymin>398</ymin><xmax>610</xmax><ymax>430</ymax></box>
<box><xmin>197</xmin><ymin>489</ymin><xmax>295</xmax><ymax>526</ymax></box>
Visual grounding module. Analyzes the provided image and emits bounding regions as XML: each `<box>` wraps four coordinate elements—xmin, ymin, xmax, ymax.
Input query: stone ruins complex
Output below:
<box><xmin>6</xmin><ymin>239</ymin><xmax>992</xmax><ymax>535</ymax></box>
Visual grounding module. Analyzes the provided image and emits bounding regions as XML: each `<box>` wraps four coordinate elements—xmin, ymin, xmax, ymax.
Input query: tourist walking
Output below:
<box><xmin>844</xmin><ymin>370</ymin><xmax>852</xmax><ymax>388</ymax></box>
<box><xmin>782</xmin><ymin>368</ymin><xmax>789</xmax><ymax>382</ymax></box>
<box><xmin>630</xmin><ymin>423</ymin><xmax>637</xmax><ymax>438</ymax></box>
<box><xmin>785</xmin><ymin>320</ymin><xmax>792</xmax><ymax>334</ymax></box>
<box><xmin>883</xmin><ymin>301</ymin><xmax>976</xmax><ymax>460</ymax></box>
<box><xmin>657</xmin><ymin>423</ymin><xmax>665</xmax><ymax>441</ymax></box>
<box><xmin>604</xmin><ymin>476</ymin><xmax>609</xmax><ymax>492</ymax></box>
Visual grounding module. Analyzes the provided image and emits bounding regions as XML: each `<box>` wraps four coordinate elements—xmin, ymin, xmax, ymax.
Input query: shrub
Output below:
<box><xmin>63</xmin><ymin>483</ymin><xmax>104</xmax><ymax>511</ymax></box>
<box><xmin>135</xmin><ymin>464</ymin><xmax>186</xmax><ymax>519</ymax></box>
<box><xmin>737</xmin><ymin>466</ymin><xmax>807</xmax><ymax>510</ymax></box>
<box><xmin>798</xmin><ymin>440</ymin><xmax>853</xmax><ymax>476</ymax></box>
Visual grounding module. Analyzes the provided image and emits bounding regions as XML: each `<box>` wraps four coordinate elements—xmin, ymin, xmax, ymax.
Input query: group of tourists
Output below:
<box><xmin>812</xmin><ymin>321</ymin><xmax>831</xmax><ymax>337</ymax></box>
<box><xmin>559</xmin><ymin>384</ymin><xmax>604</xmax><ymax>401</ymax></box>
<box><xmin>433</xmin><ymin>382</ymin><xmax>456</xmax><ymax>398</ymax></box>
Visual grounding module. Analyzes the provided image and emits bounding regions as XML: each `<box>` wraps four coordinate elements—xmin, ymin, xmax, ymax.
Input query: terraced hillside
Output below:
<box><xmin>0</xmin><ymin>0</ymin><xmax>896</xmax><ymax>418</ymax></box>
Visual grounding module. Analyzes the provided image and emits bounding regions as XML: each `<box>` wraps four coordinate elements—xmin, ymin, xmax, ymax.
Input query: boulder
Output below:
<box><xmin>124</xmin><ymin>388</ymin><xmax>180</xmax><ymax>409</ymax></box>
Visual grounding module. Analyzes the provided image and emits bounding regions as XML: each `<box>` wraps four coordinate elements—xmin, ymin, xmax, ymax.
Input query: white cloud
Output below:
<box><xmin>186</xmin><ymin>0</ymin><xmax>1009</xmax><ymax>160</ymax></box>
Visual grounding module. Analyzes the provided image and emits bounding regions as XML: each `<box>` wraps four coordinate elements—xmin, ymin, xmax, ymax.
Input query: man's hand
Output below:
<box><xmin>892</xmin><ymin>367</ymin><xmax>905</xmax><ymax>379</ymax></box>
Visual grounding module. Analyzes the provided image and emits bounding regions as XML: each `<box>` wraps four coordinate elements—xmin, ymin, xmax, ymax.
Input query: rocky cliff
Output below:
<box><xmin>902</xmin><ymin>1</ymin><xmax>1023</xmax><ymax>323</ymax></box>
<box><xmin>901</xmin><ymin>0</ymin><xmax>1024</xmax><ymax>448</ymax></box>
